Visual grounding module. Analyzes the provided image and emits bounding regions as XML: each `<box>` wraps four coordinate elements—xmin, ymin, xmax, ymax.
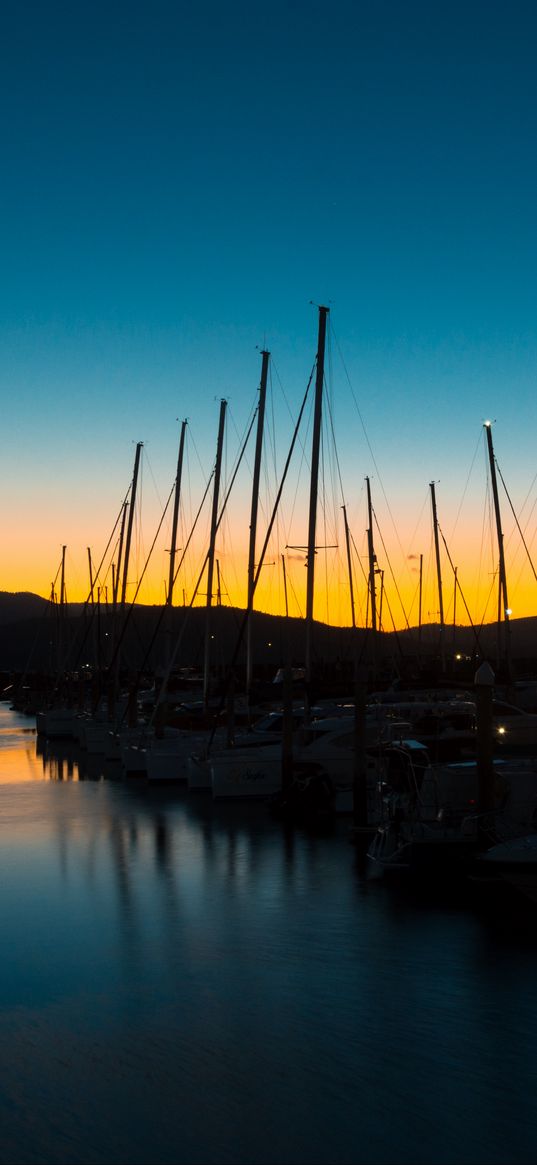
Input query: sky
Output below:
<box><xmin>2</xmin><ymin>0</ymin><xmax>537</xmax><ymax>632</ymax></box>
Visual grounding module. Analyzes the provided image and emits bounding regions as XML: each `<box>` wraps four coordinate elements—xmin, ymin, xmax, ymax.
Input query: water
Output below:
<box><xmin>1</xmin><ymin>704</ymin><xmax>537</xmax><ymax>1164</ymax></box>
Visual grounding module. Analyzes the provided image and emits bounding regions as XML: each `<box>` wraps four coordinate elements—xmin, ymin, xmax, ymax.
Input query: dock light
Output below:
<box><xmin>505</xmin><ymin>608</ymin><xmax>512</xmax><ymax>616</ymax></box>
<box><xmin>498</xmin><ymin>726</ymin><xmax>506</xmax><ymax>735</ymax></box>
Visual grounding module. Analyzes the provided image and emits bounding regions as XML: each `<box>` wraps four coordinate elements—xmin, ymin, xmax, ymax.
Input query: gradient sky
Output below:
<box><xmin>2</xmin><ymin>0</ymin><xmax>537</xmax><ymax>631</ymax></box>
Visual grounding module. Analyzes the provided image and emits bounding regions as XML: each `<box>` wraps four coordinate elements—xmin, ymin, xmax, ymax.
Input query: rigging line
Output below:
<box><xmin>51</xmin><ymin>491</ymin><xmax>134</xmax><ymax>680</ymax></box>
<box><xmin>476</xmin><ymin>446</ymin><xmax>498</xmax><ymax>634</ymax></box>
<box><xmin>349</xmin><ymin>529</ymin><xmax>370</xmax><ymax>586</ymax></box>
<box><xmin>322</xmin><ymin>392</ymin><xmax>349</xmax><ymax>616</ymax></box>
<box><xmin>448</xmin><ymin>427</ymin><xmax>483</xmax><ymax>541</ymax></box>
<box><xmin>50</xmin><ymin>556</ymin><xmax>63</xmax><ymax>594</ymax></box>
<box><xmin>213</xmin><ymin>565</ymin><xmax>234</xmax><ymax>615</ymax></box>
<box><xmin>518</xmin><ymin>470</ymin><xmax>537</xmax><ymax>520</ymax></box>
<box><xmin>320</xmin><ymin>431</ymin><xmax>330</xmax><ymax>626</ymax></box>
<box><xmin>347</xmin><ymin>531</ymin><xmax>370</xmax><ymax>628</ymax></box>
<box><xmin>262</xmin><ymin>362</ymin><xmax>286</xmax><ymax>565</ymax></box>
<box><xmin>520</xmin><ymin>494</ymin><xmax>537</xmax><ymax>549</ymax></box>
<box><xmin>253</xmin><ymin>366</ymin><xmax>314</xmax><ymax>594</ymax></box>
<box><xmin>323</xmin><ymin>319</ymin><xmax>343</xmax><ymax>512</ymax></box>
<box><xmin>330</xmin><ymin>324</ymin><xmax>378</xmax><ymax>470</ymax></box>
<box><xmin>438</xmin><ymin>526</ymin><xmax>483</xmax><ymax>654</ymax></box>
<box><xmin>270</xmin><ymin>355</ymin><xmax>311</xmax><ymax>457</ymax></box>
<box><xmin>143</xmin><ymin>445</ymin><xmax>166</xmax><ymax>514</ymax></box>
<box><xmin>476</xmin><ymin>444</ymin><xmax>497</xmax><ymax>624</ymax></box>
<box><xmin>225</xmin><ymin>399</ymin><xmax>259</xmax><ymax>484</ymax></box>
<box><xmin>379</xmin><ymin>585</ymin><xmax>405</xmax><ymax>660</ymax></box>
<box><xmin>286</xmin><ymin>565</ymin><xmax>304</xmax><ymax>619</ymax></box>
<box><xmin>266</xmin><ymin>360</ymin><xmax>278</xmax><ymax>484</ymax></box>
<box><xmin>183</xmin><ymin>430</ymin><xmax>194</xmax><ymax>535</ymax></box>
<box><xmin>204</xmin><ymin>365</ymin><xmax>316</xmax><ymax>750</ymax></box>
<box><xmin>476</xmin><ymin>571</ymin><xmax>498</xmax><ymax>635</ymax></box>
<box><xmin>483</xmin><ymin>435</ymin><xmax>497</xmax><ymax>565</ymax></box>
<box><xmin>133</xmin><ymin>452</ymin><xmax>145</xmax><ymax>584</ymax></box>
<box><xmin>408</xmin><ymin>488</ymin><xmax>431</xmax><ymax>556</ymax></box>
<box><xmin>219</xmin><ymin>404</ymin><xmax>258</xmax><ymax>599</ymax></box>
<box><xmin>268</xmin><ymin>385</ymin><xmax>294</xmax><ymax>576</ymax></box>
<box><xmin>372</xmin><ymin>511</ymin><xmax>412</xmax><ymax>632</ymax></box>
<box><xmin>324</xmin><ymin>323</ymin><xmax>341</xmax><ymax>533</ymax></box>
<box><xmin>475</xmin><ymin>464</ymin><xmax>491</xmax><ymax>620</ymax></box>
<box><xmin>324</xmin><ymin>380</ymin><xmax>346</xmax><ymax>509</ymax></box>
<box><xmin>98</xmin><ymin>479</ymin><xmax>177</xmax><ymax>687</ymax></box>
<box><xmin>496</xmin><ymin>459</ymin><xmax>537</xmax><ymax>584</ymax></box>
<box><xmin>145</xmin><ymin>403</ymin><xmax>261</xmax><ymax>722</ymax></box>
<box><xmin>510</xmin><ymin>496</ymin><xmax>537</xmax><ymax>600</ymax></box>
<box><xmin>124</xmin><ymin>470</ymin><xmax>217</xmax><ymax>710</ymax></box>
<box><xmin>347</xmin><ymin>532</ymin><xmax>368</xmax><ymax>624</ymax></box>
<box><xmin>273</xmin><ymin>355</ymin><xmax>317</xmax><ymax>501</ymax></box>
<box><xmin>406</xmin><ymin>571</ymin><xmax>421</xmax><ymax>625</ymax></box>
<box><xmin>188</xmin><ymin>422</ymin><xmax>213</xmax><ymax>495</ymax></box>
<box><xmin>214</xmin><ymin>406</ymin><xmax>258</xmax><ymax>542</ymax></box>
<box><xmin>285</xmin><ymin>368</ymin><xmax>317</xmax><ymax>539</ymax></box>
<box><xmin>174</xmin><ymin>471</ymin><xmax>215</xmax><ymax>595</ymax></box>
<box><xmin>176</xmin><ymin>403</ymin><xmax>258</xmax><ymax>601</ymax></box>
<box><xmin>87</xmin><ymin>484</ymin><xmax>135</xmax><ymax>601</ymax></box>
<box><xmin>330</xmin><ymin>324</ymin><xmax>410</xmax><ymax>577</ymax></box>
<box><xmin>287</xmin><ymin>430</ymin><xmax>310</xmax><ymax>532</ymax></box>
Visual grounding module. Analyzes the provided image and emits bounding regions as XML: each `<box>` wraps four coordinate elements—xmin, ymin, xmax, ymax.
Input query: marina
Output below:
<box><xmin>4</xmin><ymin>2</ymin><xmax>537</xmax><ymax>1161</ymax></box>
<box><xmin>2</xmin><ymin>700</ymin><xmax>537</xmax><ymax>1164</ymax></box>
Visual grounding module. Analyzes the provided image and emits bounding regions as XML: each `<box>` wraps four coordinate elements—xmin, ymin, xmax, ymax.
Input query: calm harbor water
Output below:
<box><xmin>1</xmin><ymin>703</ymin><xmax>537</xmax><ymax>1164</ymax></box>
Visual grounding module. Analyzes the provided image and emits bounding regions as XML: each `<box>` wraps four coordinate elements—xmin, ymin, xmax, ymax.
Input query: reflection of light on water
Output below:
<box><xmin>3</xmin><ymin>707</ymin><xmax>537</xmax><ymax>1165</ymax></box>
<box><xmin>0</xmin><ymin>726</ymin><xmax>37</xmax><ymax>750</ymax></box>
<box><xmin>0</xmin><ymin>711</ymin><xmax>83</xmax><ymax>783</ymax></box>
<box><xmin>0</xmin><ymin>740</ymin><xmax>47</xmax><ymax>783</ymax></box>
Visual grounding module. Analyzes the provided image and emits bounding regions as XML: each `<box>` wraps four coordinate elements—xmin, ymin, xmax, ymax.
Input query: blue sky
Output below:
<box><xmin>2</xmin><ymin>0</ymin><xmax>537</xmax><ymax>623</ymax></box>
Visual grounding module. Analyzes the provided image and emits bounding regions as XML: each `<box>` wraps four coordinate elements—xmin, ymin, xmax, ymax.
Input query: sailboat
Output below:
<box><xmin>75</xmin><ymin>443</ymin><xmax>144</xmax><ymax>752</ymax></box>
<box><xmin>202</xmin><ymin>306</ymin><xmax>329</xmax><ymax>799</ymax></box>
<box><xmin>148</xmin><ymin>348</ymin><xmax>279</xmax><ymax>785</ymax></box>
<box><xmin>35</xmin><ymin>546</ymin><xmax>79</xmax><ymax>738</ymax></box>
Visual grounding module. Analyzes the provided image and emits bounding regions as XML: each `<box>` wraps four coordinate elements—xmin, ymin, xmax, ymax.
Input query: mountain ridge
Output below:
<box><xmin>1</xmin><ymin>591</ymin><xmax>537</xmax><ymax>682</ymax></box>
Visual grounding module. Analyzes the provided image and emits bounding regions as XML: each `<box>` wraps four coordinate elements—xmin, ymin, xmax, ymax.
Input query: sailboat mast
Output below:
<box><xmin>365</xmin><ymin>477</ymin><xmax>378</xmax><ymax>675</ymax></box>
<box><xmin>366</xmin><ymin>477</ymin><xmax>377</xmax><ymax>633</ymax></box>
<box><xmin>120</xmin><ymin>442</ymin><xmax>143</xmax><ymax>610</ymax></box>
<box><xmin>167</xmin><ymin>420</ymin><xmax>187</xmax><ymax>607</ymax></box>
<box><xmin>305</xmin><ymin>305</ymin><xmax>329</xmax><ymax>687</ymax></box>
<box><xmin>113</xmin><ymin>502</ymin><xmax>128</xmax><ymax>612</ymax></box>
<box><xmin>430</xmin><ymin>480</ymin><xmax>445</xmax><ymax>672</ymax></box>
<box><xmin>342</xmin><ymin>503</ymin><xmax>356</xmax><ymax>629</ymax></box>
<box><xmin>484</xmin><ymin>420</ymin><xmax>511</xmax><ymax>680</ymax></box>
<box><xmin>57</xmin><ymin>544</ymin><xmax>67</xmax><ymax>675</ymax></box>
<box><xmin>87</xmin><ymin>548</ymin><xmax>94</xmax><ymax>604</ymax></box>
<box><xmin>246</xmin><ymin>350</ymin><xmax>269</xmax><ymax>696</ymax></box>
<box><xmin>203</xmin><ymin>399</ymin><xmax>227</xmax><ymax>710</ymax></box>
<box><xmin>282</xmin><ymin>554</ymin><xmax>289</xmax><ymax>619</ymax></box>
<box><xmin>216</xmin><ymin>561</ymin><xmax>222</xmax><ymax>606</ymax></box>
<box><xmin>60</xmin><ymin>544</ymin><xmax>67</xmax><ymax>609</ymax></box>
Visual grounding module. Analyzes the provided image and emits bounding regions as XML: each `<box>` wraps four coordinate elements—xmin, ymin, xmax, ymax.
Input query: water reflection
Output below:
<box><xmin>2</xmin><ymin>705</ymin><xmax>537</xmax><ymax>1164</ymax></box>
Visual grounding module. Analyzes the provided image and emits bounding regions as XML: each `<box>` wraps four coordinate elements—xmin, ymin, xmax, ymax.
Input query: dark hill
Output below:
<box><xmin>0</xmin><ymin>592</ymin><xmax>49</xmax><ymax>625</ymax></box>
<box><xmin>1</xmin><ymin>592</ymin><xmax>537</xmax><ymax>688</ymax></box>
